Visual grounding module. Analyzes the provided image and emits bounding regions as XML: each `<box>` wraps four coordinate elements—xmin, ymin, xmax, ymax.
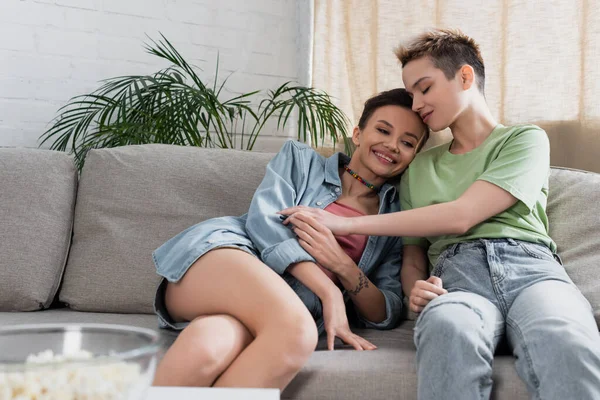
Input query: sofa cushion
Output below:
<box><xmin>0</xmin><ymin>311</ymin><xmax>530</xmax><ymax>400</ymax></box>
<box><xmin>0</xmin><ymin>148</ymin><xmax>77</xmax><ymax>311</ymax></box>
<box><xmin>59</xmin><ymin>144</ymin><xmax>275</xmax><ymax>313</ymax></box>
<box><xmin>547</xmin><ymin>167</ymin><xmax>600</xmax><ymax>327</ymax></box>
<box><xmin>283</xmin><ymin>322</ymin><xmax>528</xmax><ymax>400</ymax></box>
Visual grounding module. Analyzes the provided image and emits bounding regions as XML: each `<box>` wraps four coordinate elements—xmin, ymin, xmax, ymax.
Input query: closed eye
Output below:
<box><xmin>377</xmin><ymin>128</ymin><xmax>390</xmax><ymax>135</ymax></box>
<box><xmin>422</xmin><ymin>86</ymin><xmax>430</xmax><ymax>94</ymax></box>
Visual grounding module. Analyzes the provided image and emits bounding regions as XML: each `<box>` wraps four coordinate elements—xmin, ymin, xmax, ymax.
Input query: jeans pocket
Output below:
<box><xmin>517</xmin><ymin>241</ymin><xmax>554</xmax><ymax>261</ymax></box>
<box><xmin>553</xmin><ymin>252</ymin><xmax>564</xmax><ymax>265</ymax></box>
<box><xmin>431</xmin><ymin>258</ymin><xmax>444</xmax><ymax>278</ymax></box>
<box><xmin>432</xmin><ymin>243</ymin><xmax>458</xmax><ymax>277</ymax></box>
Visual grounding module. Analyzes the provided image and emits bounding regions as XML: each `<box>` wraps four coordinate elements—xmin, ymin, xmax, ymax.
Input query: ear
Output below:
<box><xmin>352</xmin><ymin>126</ymin><xmax>361</xmax><ymax>146</ymax></box>
<box><xmin>459</xmin><ymin>65</ymin><xmax>475</xmax><ymax>90</ymax></box>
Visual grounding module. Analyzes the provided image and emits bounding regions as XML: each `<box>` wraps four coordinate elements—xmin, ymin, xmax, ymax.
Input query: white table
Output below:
<box><xmin>146</xmin><ymin>386</ymin><xmax>280</xmax><ymax>399</ymax></box>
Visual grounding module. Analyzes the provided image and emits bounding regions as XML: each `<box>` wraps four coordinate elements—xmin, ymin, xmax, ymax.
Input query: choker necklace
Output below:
<box><xmin>343</xmin><ymin>165</ymin><xmax>380</xmax><ymax>192</ymax></box>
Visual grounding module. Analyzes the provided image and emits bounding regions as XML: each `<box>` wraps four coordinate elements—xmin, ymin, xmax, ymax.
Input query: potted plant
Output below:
<box><xmin>40</xmin><ymin>34</ymin><xmax>350</xmax><ymax>170</ymax></box>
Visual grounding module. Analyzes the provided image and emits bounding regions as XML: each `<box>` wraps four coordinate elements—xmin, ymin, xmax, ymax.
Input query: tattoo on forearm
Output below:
<box><xmin>349</xmin><ymin>271</ymin><xmax>369</xmax><ymax>295</ymax></box>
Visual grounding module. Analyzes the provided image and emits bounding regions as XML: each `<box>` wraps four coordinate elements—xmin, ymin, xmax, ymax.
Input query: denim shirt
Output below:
<box><xmin>246</xmin><ymin>140</ymin><xmax>403</xmax><ymax>331</ymax></box>
<box><xmin>154</xmin><ymin>140</ymin><xmax>404</xmax><ymax>332</ymax></box>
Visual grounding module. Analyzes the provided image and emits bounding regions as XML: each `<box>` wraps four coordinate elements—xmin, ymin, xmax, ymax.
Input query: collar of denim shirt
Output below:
<box><xmin>324</xmin><ymin>152</ymin><xmax>398</xmax><ymax>204</ymax></box>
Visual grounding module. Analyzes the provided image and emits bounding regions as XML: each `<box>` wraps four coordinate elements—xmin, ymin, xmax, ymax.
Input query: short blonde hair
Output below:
<box><xmin>395</xmin><ymin>28</ymin><xmax>485</xmax><ymax>94</ymax></box>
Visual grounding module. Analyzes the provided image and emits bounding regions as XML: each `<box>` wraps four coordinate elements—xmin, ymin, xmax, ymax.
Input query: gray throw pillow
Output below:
<box><xmin>0</xmin><ymin>148</ymin><xmax>77</xmax><ymax>311</ymax></box>
<box><xmin>547</xmin><ymin>167</ymin><xmax>600</xmax><ymax>327</ymax></box>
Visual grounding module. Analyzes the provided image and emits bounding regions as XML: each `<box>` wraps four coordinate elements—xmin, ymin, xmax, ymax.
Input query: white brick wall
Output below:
<box><xmin>0</xmin><ymin>0</ymin><xmax>309</xmax><ymax>151</ymax></box>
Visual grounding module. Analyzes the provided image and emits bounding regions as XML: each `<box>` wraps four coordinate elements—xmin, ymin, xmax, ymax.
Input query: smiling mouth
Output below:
<box><xmin>373</xmin><ymin>151</ymin><xmax>396</xmax><ymax>164</ymax></box>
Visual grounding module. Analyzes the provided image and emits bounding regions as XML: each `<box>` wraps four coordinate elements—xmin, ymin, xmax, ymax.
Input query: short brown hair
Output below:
<box><xmin>395</xmin><ymin>28</ymin><xmax>485</xmax><ymax>94</ymax></box>
<box><xmin>358</xmin><ymin>88</ymin><xmax>429</xmax><ymax>152</ymax></box>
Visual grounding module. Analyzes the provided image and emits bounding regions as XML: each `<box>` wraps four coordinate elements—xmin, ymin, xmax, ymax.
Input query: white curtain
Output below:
<box><xmin>311</xmin><ymin>0</ymin><xmax>600</xmax><ymax>173</ymax></box>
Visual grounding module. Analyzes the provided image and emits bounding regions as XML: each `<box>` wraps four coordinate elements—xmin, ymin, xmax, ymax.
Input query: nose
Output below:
<box><xmin>383</xmin><ymin>137</ymin><xmax>400</xmax><ymax>153</ymax></box>
<box><xmin>412</xmin><ymin>93</ymin><xmax>423</xmax><ymax>112</ymax></box>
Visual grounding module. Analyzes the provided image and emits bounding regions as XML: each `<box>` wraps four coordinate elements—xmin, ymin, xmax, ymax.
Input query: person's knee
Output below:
<box><xmin>267</xmin><ymin>308</ymin><xmax>318</xmax><ymax>371</ymax></box>
<box><xmin>181</xmin><ymin>317</ymin><xmax>246</xmax><ymax>376</ymax></box>
<box><xmin>560</xmin><ymin>334</ymin><xmax>600</xmax><ymax>363</ymax></box>
<box><xmin>517</xmin><ymin>323</ymin><xmax>600</xmax><ymax>396</ymax></box>
<box><xmin>416</xmin><ymin>297</ymin><xmax>487</xmax><ymax>346</ymax></box>
<box><xmin>531</xmin><ymin>318</ymin><xmax>600</xmax><ymax>363</ymax></box>
<box><xmin>282</xmin><ymin>309</ymin><xmax>319</xmax><ymax>361</ymax></box>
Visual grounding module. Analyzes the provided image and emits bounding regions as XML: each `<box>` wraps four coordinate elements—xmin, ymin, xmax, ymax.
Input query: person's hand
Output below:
<box><xmin>321</xmin><ymin>289</ymin><xmax>377</xmax><ymax>351</ymax></box>
<box><xmin>279</xmin><ymin>206</ymin><xmax>352</xmax><ymax>236</ymax></box>
<box><xmin>288</xmin><ymin>211</ymin><xmax>355</xmax><ymax>276</ymax></box>
<box><xmin>409</xmin><ymin>276</ymin><xmax>447</xmax><ymax>313</ymax></box>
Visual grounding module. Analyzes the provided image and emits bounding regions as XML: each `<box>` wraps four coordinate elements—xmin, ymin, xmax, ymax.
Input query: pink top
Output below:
<box><xmin>318</xmin><ymin>202</ymin><xmax>369</xmax><ymax>283</ymax></box>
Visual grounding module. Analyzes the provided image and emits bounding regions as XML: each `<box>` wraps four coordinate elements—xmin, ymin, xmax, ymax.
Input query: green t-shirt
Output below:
<box><xmin>399</xmin><ymin>124</ymin><xmax>556</xmax><ymax>269</ymax></box>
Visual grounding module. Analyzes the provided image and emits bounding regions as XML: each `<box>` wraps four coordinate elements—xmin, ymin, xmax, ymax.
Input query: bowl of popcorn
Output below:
<box><xmin>0</xmin><ymin>323</ymin><xmax>161</xmax><ymax>400</ymax></box>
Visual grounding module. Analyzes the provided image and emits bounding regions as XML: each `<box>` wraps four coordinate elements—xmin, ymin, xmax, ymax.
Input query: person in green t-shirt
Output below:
<box><xmin>280</xmin><ymin>29</ymin><xmax>600</xmax><ymax>399</ymax></box>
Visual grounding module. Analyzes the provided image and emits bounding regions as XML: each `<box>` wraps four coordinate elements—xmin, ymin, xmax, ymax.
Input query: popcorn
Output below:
<box><xmin>0</xmin><ymin>350</ymin><xmax>145</xmax><ymax>400</ymax></box>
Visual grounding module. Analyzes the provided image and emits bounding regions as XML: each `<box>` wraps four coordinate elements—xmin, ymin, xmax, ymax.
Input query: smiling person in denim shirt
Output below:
<box><xmin>281</xmin><ymin>30</ymin><xmax>600</xmax><ymax>400</ymax></box>
<box><xmin>151</xmin><ymin>88</ymin><xmax>429</xmax><ymax>390</ymax></box>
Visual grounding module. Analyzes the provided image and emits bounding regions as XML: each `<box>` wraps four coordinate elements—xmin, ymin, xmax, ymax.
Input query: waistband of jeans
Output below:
<box><xmin>445</xmin><ymin>238</ymin><xmax>521</xmax><ymax>257</ymax></box>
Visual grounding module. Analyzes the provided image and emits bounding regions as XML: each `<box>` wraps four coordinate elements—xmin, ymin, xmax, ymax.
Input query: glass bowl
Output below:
<box><xmin>0</xmin><ymin>323</ymin><xmax>161</xmax><ymax>399</ymax></box>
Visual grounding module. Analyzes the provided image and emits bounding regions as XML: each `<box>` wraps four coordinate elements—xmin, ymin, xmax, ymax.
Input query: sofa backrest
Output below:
<box><xmin>58</xmin><ymin>144</ymin><xmax>274</xmax><ymax>313</ymax></box>
<box><xmin>0</xmin><ymin>148</ymin><xmax>77</xmax><ymax>311</ymax></box>
<box><xmin>3</xmin><ymin>144</ymin><xmax>600</xmax><ymax>328</ymax></box>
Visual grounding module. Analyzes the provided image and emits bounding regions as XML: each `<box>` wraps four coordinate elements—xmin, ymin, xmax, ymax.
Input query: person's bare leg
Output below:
<box><xmin>153</xmin><ymin>314</ymin><xmax>252</xmax><ymax>386</ymax></box>
<box><xmin>163</xmin><ymin>248</ymin><xmax>318</xmax><ymax>390</ymax></box>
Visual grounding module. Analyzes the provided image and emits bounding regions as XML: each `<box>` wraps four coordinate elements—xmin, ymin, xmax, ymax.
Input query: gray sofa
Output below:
<box><xmin>2</xmin><ymin>143</ymin><xmax>599</xmax><ymax>400</ymax></box>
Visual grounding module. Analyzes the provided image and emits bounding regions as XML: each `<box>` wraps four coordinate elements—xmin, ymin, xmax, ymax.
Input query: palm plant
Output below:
<box><xmin>40</xmin><ymin>34</ymin><xmax>350</xmax><ymax>170</ymax></box>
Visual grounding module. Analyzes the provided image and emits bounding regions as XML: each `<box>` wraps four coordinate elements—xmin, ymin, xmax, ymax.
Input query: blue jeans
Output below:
<box><xmin>414</xmin><ymin>239</ymin><xmax>600</xmax><ymax>400</ymax></box>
